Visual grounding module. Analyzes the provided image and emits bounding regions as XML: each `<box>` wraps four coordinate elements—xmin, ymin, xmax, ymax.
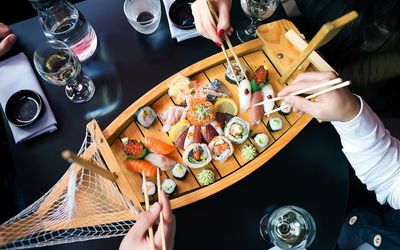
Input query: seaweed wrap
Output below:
<box><xmin>267</xmin><ymin>117</ymin><xmax>283</xmax><ymax>132</ymax></box>
<box><xmin>172</xmin><ymin>163</ymin><xmax>188</xmax><ymax>180</ymax></box>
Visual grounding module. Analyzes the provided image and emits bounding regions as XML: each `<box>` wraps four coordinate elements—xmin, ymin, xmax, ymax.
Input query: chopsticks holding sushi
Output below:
<box><xmin>142</xmin><ymin>171</ymin><xmax>156</xmax><ymax>250</ymax></box>
<box><xmin>263</xmin><ymin>79</ymin><xmax>351</xmax><ymax>115</ymax></box>
<box><xmin>157</xmin><ymin>168</ymin><xmax>167</xmax><ymax>250</ymax></box>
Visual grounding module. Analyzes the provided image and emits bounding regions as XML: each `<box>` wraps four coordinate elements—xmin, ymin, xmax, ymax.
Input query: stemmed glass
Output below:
<box><xmin>34</xmin><ymin>40</ymin><xmax>95</xmax><ymax>103</ymax></box>
<box><xmin>259</xmin><ymin>205</ymin><xmax>316</xmax><ymax>249</ymax></box>
<box><xmin>237</xmin><ymin>0</ymin><xmax>278</xmax><ymax>42</ymax></box>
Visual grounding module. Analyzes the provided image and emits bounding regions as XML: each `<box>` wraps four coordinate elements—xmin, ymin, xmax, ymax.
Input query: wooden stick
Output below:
<box><xmin>61</xmin><ymin>150</ymin><xmax>118</xmax><ymax>182</ymax></box>
<box><xmin>157</xmin><ymin>168</ymin><xmax>167</xmax><ymax>250</ymax></box>
<box><xmin>254</xmin><ymin>78</ymin><xmax>342</xmax><ymax>106</ymax></box>
<box><xmin>142</xmin><ymin>171</ymin><xmax>156</xmax><ymax>250</ymax></box>
<box><xmin>223</xmin><ymin>34</ymin><xmax>249</xmax><ymax>82</ymax></box>
<box><xmin>221</xmin><ymin>44</ymin><xmax>240</xmax><ymax>86</ymax></box>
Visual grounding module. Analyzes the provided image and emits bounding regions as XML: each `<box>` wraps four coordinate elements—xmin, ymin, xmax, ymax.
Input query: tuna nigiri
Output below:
<box><xmin>201</xmin><ymin>124</ymin><xmax>219</xmax><ymax>143</ymax></box>
<box><xmin>142</xmin><ymin>137</ymin><xmax>176</xmax><ymax>155</ymax></box>
<box><xmin>193</xmin><ymin>126</ymin><xmax>203</xmax><ymax>143</ymax></box>
<box><xmin>125</xmin><ymin>159</ymin><xmax>157</xmax><ymax>177</ymax></box>
<box><xmin>144</xmin><ymin>153</ymin><xmax>176</xmax><ymax>171</ymax></box>
<box><xmin>239</xmin><ymin>79</ymin><xmax>251</xmax><ymax>113</ymax></box>
<box><xmin>175</xmin><ymin>128</ymin><xmax>189</xmax><ymax>150</ymax></box>
<box><xmin>250</xmin><ymin>91</ymin><xmax>264</xmax><ymax>125</ymax></box>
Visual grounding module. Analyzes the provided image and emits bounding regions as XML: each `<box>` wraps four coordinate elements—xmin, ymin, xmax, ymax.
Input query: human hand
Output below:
<box><xmin>278</xmin><ymin>72</ymin><xmax>361</xmax><ymax>122</ymax></box>
<box><xmin>0</xmin><ymin>23</ymin><xmax>16</xmax><ymax>57</ymax></box>
<box><xmin>119</xmin><ymin>191</ymin><xmax>176</xmax><ymax>250</ymax></box>
<box><xmin>191</xmin><ymin>0</ymin><xmax>233</xmax><ymax>46</ymax></box>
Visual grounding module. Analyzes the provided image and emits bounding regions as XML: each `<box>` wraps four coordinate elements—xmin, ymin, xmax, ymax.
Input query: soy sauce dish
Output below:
<box><xmin>5</xmin><ymin>90</ymin><xmax>43</xmax><ymax>127</ymax></box>
<box><xmin>169</xmin><ymin>0</ymin><xmax>195</xmax><ymax>29</ymax></box>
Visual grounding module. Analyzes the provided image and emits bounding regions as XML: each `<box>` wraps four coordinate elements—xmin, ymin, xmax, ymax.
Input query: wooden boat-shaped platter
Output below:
<box><xmin>92</xmin><ymin>19</ymin><xmax>336</xmax><ymax>213</ymax></box>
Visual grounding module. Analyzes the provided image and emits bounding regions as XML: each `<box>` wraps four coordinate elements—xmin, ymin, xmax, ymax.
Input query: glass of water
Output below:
<box><xmin>34</xmin><ymin>40</ymin><xmax>95</xmax><ymax>103</ymax></box>
<box><xmin>123</xmin><ymin>0</ymin><xmax>162</xmax><ymax>34</ymax></box>
<box><xmin>260</xmin><ymin>205</ymin><xmax>316</xmax><ymax>249</ymax></box>
<box><xmin>237</xmin><ymin>0</ymin><xmax>278</xmax><ymax>42</ymax></box>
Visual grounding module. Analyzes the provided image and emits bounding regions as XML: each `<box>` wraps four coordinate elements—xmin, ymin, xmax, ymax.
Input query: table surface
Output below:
<box><xmin>5</xmin><ymin>0</ymin><xmax>349</xmax><ymax>249</ymax></box>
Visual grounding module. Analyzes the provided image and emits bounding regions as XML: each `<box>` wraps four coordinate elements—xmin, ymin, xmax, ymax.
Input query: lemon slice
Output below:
<box><xmin>214</xmin><ymin>98</ymin><xmax>238</xmax><ymax>116</ymax></box>
<box><xmin>169</xmin><ymin>119</ymin><xmax>191</xmax><ymax>142</ymax></box>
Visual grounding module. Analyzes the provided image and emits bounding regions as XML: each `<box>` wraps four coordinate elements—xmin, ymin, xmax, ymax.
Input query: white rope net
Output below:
<box><xmin>0</xmin><ymin>128</ymin><xmax>139</xmax><ymax>249</ymax></box>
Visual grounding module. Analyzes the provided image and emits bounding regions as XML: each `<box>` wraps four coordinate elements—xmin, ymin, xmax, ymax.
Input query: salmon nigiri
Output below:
<box><xmin>125</xmin><ymin>159</ymin><xmax>157</xmax><ymax>177</ymax></box>
<box><xmin>142</xmin><ymin>137</ymin><xmax>176</xmax><ymax>155</ymax></box>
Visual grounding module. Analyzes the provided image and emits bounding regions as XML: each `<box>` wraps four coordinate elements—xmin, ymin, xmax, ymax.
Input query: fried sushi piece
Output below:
<box><xmin>182</xmin><ymin>143</ymin><xmax>212</xmax><ymax>169</ymax></box>
<box><xmin>208</xmin><ymin>136</ymin><xmax>234</xmax><ymax>162</ymax></box>
<box><xmin>224</xmin><ymin>116</ymin><xmax>250</xmax><ymax>144</ymax></box>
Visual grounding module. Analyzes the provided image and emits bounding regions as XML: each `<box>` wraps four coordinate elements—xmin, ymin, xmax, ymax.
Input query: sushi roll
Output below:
<box><xmin>261</xmin><ymin>85</ymin><xmax>275</xmax><ymax>115</ymax></box>
<box><xmin>197</xmin><ymin>169</ymin><xmax>215</xmax><ymax>186</ymax></box>
<box><xmin>278</xmin><ymin>101</ymin><xmax>292</xmax><ymax>116</ymax></box>
<box><xmin>121</xmin><ymin>138</ymin><xmax>148</xmax><ymax>159</ymax></box>
<box><xmin>182</xmin><ymin>143</ymin><xmax>212</xmax><ymax>169</ymax></box>
<box><xmin>224</xmin><ymin>117</ymin><xmax>250</xmax><ymax>144</ymax></box>
<box><xmin>142</xmin><ymin>180</ymin><xmax>156</xmax><ymax>196</ymax></box>
<box><xmin>238</xmin><ymin>79</ymin><xmax>251</xmax><ymax>114</ymax></box>
<box><xmin>252</xmin><ymin>133</ymin><xmax>269</xmax><ymax>148</ymax></box>
<box><xmin>208</xmin><ymin>136</ymin><xmax>234</xmax><ymax>162</ymax></box>
<box><xmin>162</xmin><ymin>178</ymin><xmax>177</xmax><ymax>195</ymax></box>
<box><xmin>241</xmin><ymin>144</ymin><xmax>258</xmax><ymax>161</ymax></box>
<box><xmin>267</xmin><ymin>117</ymin><xmax>283</xmax><ymax>132</ymax></box>
<box><xmin>134</xmin><ymin>106</ymin><xmax>157</xmax><ymax>128</ymax></box>
<box><xmin>225</xmin><ymin>62</ymin><xmax>247</xmax><ymax>84</ymax></box>
<box><xmin>172</xmin><ymin>163</ymin><xmax>188</xmax><ymax>180</ymax></box>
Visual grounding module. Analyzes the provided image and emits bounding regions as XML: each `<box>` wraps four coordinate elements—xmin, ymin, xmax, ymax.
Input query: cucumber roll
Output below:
<box><xmin>141</xmin><ymin>180</ymin><xmax>156</xmax><ymax>196</ymax></box>
<box><xmin>278</xmin><ymin>101</ymin><xmax>292</xmax><ymax>116</ymax></box>
<box><xmin>172</xmin><ymin>163</ymin><xmax>188</xmax><ymax>180</ymax></box>
<box><xmin>208</xmin><ymin>136</ymin><xmax>234</xmax><ymax>162</ymax></box>
<box><xmin>161</xmin><ymin>179</ymin><xmax>177</xmax><ymax>195</ymax></box>
<box><xmin>182</xmin><ymin>143</ymin><xmax>212</xmax><ymax>169</ymax></box>
<box><xmin>224</xmin><ymin>116</ymin><xmax>250</xmax><ymax>144</ymax></box>
<box><xmin>267</xmin><ymin>117</ymin><xmax>283</xmax><ymax>132</ymax></box>
<box><xmin>134</xmin><ymin>106</ymin><xmax>157</xmax><ymax>128</ymax></box>
<box><xmin>252</xmin><ymin>133</ymin><xmax>269</xmax><ymax>148</ymax></box>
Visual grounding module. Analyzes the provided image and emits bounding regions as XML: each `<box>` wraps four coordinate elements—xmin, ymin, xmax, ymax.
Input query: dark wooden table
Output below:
<box><xmin>4</xmin><ymin>0</ymin><xmax>349</xmax><ymax>249</ymax></box>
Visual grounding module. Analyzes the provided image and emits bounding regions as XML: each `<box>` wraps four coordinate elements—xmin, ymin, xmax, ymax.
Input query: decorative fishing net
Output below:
<box><xmin>0</xmin><ymin>126</ymin><xmax>139</xmax><ymax>249</ymax></box>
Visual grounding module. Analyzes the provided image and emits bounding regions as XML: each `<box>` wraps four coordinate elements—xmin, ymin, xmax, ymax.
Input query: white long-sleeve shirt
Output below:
<box><xmin>331</xmin><ymin>96</ymin><xmax>400</xmax><ymax>209</ymax></box>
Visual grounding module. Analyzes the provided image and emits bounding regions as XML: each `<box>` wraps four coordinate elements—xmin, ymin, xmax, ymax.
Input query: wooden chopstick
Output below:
<box><xmin>264</xmin><ymin>80</ymin><xmax>351</xmax><ymax>115</ymax></box>
<box><xmin>142</xmin><ymin>171</ymin><xmax>155</xmax><ymax>250</ymax></box>
<box><xmin>254</xmin><ymin>78</ymin><xmax>343</xmax><ymax>107</ymax></box>
<box><xmin>157</xmin><ymin>168</ymin><xmax>167</xmax><ymax>250</ymax></box>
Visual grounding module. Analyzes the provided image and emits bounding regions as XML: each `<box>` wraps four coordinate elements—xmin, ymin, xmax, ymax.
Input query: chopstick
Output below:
<box><xmin>264</xmin><ymin>80</ymin><xmax>351</xmax><ymax>115</ymax></box>
<box><xmin>254</xmin><ymin>78</ymin><xmax>343</xmax><ymax>106</ymax></box>
<box><xmin>142</xmin><ymin>171</ymin><xmax>155</xmax><ymax>250</ymax></box>
<box><xmin>157</xmin><ymin>168</ymin><xmax>167</xmax><ymax>250</ymax></box>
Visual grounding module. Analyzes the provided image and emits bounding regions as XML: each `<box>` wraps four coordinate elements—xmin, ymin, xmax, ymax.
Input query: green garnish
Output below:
<box><xmin>197</xmin><ymin>169</ymin><xmax>215</xmax><ymax>186</ymax></box>
<box><xmin>242</xmin><ymin>144</ymin><xmax>258</xmax><ymax>161</ymax></box>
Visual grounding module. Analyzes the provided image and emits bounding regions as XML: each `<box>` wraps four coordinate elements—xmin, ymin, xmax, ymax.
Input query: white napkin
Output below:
<box><xmin>162</xmin><ymin>0</ymin><xmax>199</xmax><ymax>42</ymax></box>
<box><xmin>0</xmin><ymin>53</ymin><xmax>57</xmax><ymax>143</ymax></box>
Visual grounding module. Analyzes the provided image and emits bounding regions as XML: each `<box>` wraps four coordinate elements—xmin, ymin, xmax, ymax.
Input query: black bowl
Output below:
<box><xmin>169</xmin><ymin>0</ymin><xmax>196</xmax><ymax>30</ymax></box>
<box><xmin>5</xmin><ymin>90</ymin><xmax>43</xmax><ymax>127</ymax></box>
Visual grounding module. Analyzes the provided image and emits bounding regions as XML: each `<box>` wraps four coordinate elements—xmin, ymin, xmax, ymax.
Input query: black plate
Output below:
<box><xmin>169</xmin><ymin>0</ymin><xmax>196</xmax><ymax>30</ymax></box>
<box><xmin>5</xmin><ymin>90</ymin><xmax>43</xmax><ymax>127</ymax></box>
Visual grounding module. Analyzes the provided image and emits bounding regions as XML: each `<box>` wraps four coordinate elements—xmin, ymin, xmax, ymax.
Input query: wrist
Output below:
<box><xmin>342</xmin><ymin>94</ymin><xmax>361</xmax><ymax>122</ymax></box>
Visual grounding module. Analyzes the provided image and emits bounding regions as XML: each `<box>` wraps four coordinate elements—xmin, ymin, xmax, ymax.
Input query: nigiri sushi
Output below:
<box><xmin>125</xmin><ymin>159</ymin><xmax>157</xmax><ymax>177</ymax></box>
<box><xmin>261</xmin><ymin>84</ymin><xmax>275</xmax><ymax>115</ymax></box>
<box><xmin>215</xmin><ymin>112</ymin><xmax>234</xmax><ymax>129</ymax></box>
<box><xmin>175</xmin><ymin>127</ymin><xmax>189</xmax><ymax>150</ymax></box>
<box><xmin>239</xmin><ymin>79</ymin><xmax>251</xmax><ymax>114</ymax></box>
<box><xmin>183</xmin><ymin>126</ymin><xmax>195</xmax><ymax>149</ymax></box>
<box><xmin>193</xmin><ymin>126</ymin><xmax>203</xmax><ymax>143</ymax></box>
<box><xmin>250</xmin><ymin>91</ymin><xmax>264</xmax><ymax>125</ymax></box>
<box><xmin>161</xmin><ymin>106</ymin><xmax>186</xmax><ymax>132</ymax></box>
<box><xmin>142</xmin><ymin>137</ymin><xmax>176</xmax><ymax>155</ymax></box>
<box><xmin>201</xmin><ymin>124</ymin><xmax>219</xmax><ymax>143</ymax></box>
<box><xmin>144</xmin><ymin>153</ymin><xmax>176</xmax><ymax>171</ymax></box>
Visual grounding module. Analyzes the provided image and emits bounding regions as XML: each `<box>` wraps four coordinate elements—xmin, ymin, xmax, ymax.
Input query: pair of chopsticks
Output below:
<box><xmin>206</xmin><ymin>0</ymin><xmax>247</xmax><ymax>86</ymax></box>
<box><xmin>142</xmin><ymin>168</ymin><xmax>166</xmax><ymax>250</ymax></box>
<box><xmin>252</xmin><ymin>78</ymin><xmax>351</xmax><ymax>115</ymax></box>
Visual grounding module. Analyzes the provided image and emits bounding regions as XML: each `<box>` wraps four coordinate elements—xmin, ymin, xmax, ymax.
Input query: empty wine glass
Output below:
<box><xmin>237</xmin><ymin>0</ymin><xmax>278</xmax><ymax>42</ymax></box>
<box><xmin>260</xmin><ymin>205</ymin><xmax>316</xmax><ymax>249</ymax></box>
<box><xmin>34</xmin><ymin>40</ymin><xmax>95</xmax><ymax>103</ymax></box>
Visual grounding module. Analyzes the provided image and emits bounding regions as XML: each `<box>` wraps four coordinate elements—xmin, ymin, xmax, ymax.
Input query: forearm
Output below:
<box><xmin>331</xmin><ymin>96</ymin><xmax>400</xmax><ymax>209</ymax></box>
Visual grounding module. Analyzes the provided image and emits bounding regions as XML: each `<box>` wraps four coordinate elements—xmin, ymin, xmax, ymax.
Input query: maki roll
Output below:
<box><xmin>197</xmin><ymin>169</ymin><xmax>215</xmax><ymax>186</ymax></box>
<box><xmin>134</xmin><ymin>106</ymin><xmax>157</xmax><ymax>128</ymax></box>
<box><xmin>225</xmin><ymin>62</ymin><xmax>247</xmax><ymax>84</ymax></box>
<box><xmin>267</xmin><ymin>117</ymin><xmax>283</xmax><ymax>132</ymax></box>
<box><xmin>142</xmin><ymin>180</ymin><xmax>156</xmax><ymax>196</ymax></box>
<box><xmin>162</xmin><ymin>178</ymin><xmax>177</xmax><ymax>195</ymax></box>
<box><xmin>241</xmin><ymin>144</ymin><xmax>258</xmax><ymax>161</ymax></box>
<box><xmin>252</xmin><ymin>133</ymin><xmax>269</xmax><ymax>148</ymax></box>
<box><xmin>224</xmin><ymin>117</ymin><xmax>250</xmax><ymax>144</ymax></box>
<box><xmin>172</xmin><ymin>163</ymin><xmax>188</xmax><ymax>180</ymax></box>
<box><xmin>121</xmin><ymin>138</ymin><xmax>147</xmax><ymax>159</ymax></box>
<box><xmin>278</xmin><ymin>101</ymin><xmax>292</xmax><ymax>116</ymax></box>
<box><xmin>208</xmin><ymin>136</ymin><xmax>234</xmax><ymax>162</ymax></box>
<box><xmin>182</xmin><ymin>143</ymin><xmax>212</xmax><ymax>169</ymax></box>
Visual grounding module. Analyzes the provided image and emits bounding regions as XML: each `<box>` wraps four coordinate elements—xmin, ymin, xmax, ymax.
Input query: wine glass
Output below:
<box><xmin>237</xmin><ymin>0</ymin><xmax>278</xmax><ymax>43</ymax></box>
<box><xmin>34</xmin><ymin>40</ymin><xmax>95</xmax><ymax>103</ymax></box>
<box><xmin>259</xmin><ymin>205</ymin><xmax>316</xmax><ymax>249</ymax></box>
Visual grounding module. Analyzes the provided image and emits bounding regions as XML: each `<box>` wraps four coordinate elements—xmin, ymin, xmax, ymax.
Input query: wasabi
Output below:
<box><xmin>242</xmin><ymin>144</ymin><xmax>258</xmax><ymax>161</ymax></box>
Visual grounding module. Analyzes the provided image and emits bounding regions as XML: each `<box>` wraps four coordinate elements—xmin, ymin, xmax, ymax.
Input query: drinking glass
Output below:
<box><xmin>237</xmin><ymin>0</ymin><xmax>278</xmax><ymax>42</ymax></box>
<box><xmin>123</xmin><ymin>0</ymin><xmax>161</xmax><ymax>34</ymax></box>
<box><xmin>34</xmin><ymin>40</ymin><xmax>95</xmax><ymax>103</ymax></box>
<box><xmin>260</xmin><ymin>205</ymin><xmax>316</xmax><ymax>249</ymax></box>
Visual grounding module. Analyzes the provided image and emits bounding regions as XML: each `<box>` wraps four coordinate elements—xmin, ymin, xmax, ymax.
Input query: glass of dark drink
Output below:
<box><xmin>123</xmin><ymin>0</ymin><xmax>161</xmax><ymax>34</ymax></box>
<box><xmin>34</xmin><ymin>40</ymin><xmax>95</xmax><ymax>103</ymax></box>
